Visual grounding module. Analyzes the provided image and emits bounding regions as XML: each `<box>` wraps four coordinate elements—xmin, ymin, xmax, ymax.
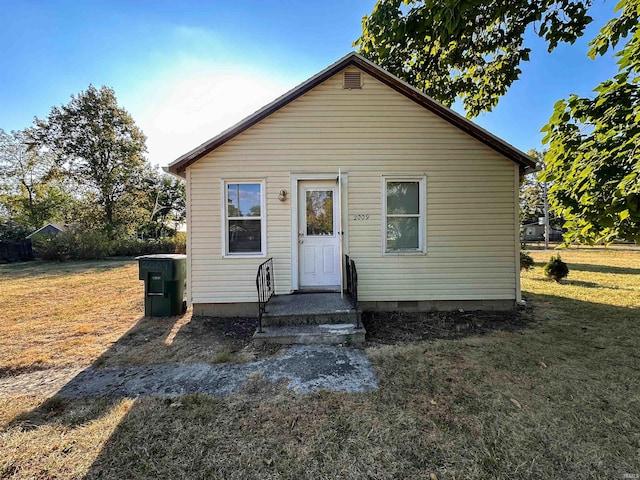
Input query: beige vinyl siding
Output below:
<box><xmin>187</xmin><ymin>67</ymin><xmax>518</xmax><ymax>305</ymax></box>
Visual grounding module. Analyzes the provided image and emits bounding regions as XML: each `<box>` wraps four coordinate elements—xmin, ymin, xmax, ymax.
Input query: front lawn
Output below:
<box><xmin>1</xmin><ymin>247</ymin><xmax>638</xmax><ymax>479</ymax></box>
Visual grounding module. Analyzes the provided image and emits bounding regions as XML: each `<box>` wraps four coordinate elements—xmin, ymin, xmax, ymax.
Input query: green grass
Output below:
<box><xmin>1</xmin><ymin>247</ymin><xmax>639</xmax><ymax>479</ymax></box>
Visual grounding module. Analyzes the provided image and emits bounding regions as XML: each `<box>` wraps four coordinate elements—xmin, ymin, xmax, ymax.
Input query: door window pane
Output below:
<box><xmin>306</xmin><ymin>190</ymin><xmax>333</xmax><ymax>236</ymax></box>
<box><xmin>228</xmin><ymin>219</ymin><xmax>261</xmax><ymax>253</ymax></box>
<box><xmin>227</xmin><ymin>183</ymin><xmax>261</xmax><ymax>217</ymax></box>
<box><xmin>386</xmin><ymin>217</ymin><xmax>419</xmax><ymax>250</ymax></box>
<box><xmin>387</xmin><ymin>182</ymin><xmax>419</xmax><ymax>214</ymax></box>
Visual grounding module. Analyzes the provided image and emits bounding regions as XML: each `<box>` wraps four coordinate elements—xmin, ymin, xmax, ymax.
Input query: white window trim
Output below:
<box><xmin>382</xmin><ymin>175</ymin><xmax>427</xmax><ymax>255</ymax></box>
<box><xmin>221</xmin><ymin>179</ymin><xmax>267</xmax><ymax>258</ymax></box>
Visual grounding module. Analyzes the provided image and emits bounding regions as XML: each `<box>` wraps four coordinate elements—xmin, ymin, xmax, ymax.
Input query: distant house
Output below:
<box><xmin>521</xmin><ymin>222</ymin><xmax>563</xmax><ymax>242</ymax></box>
<box><xmin>167</xmin><ymin>52</ymin><xmax>537</xmax><ymax>316</ymax></box>
<box><xmin>27</xmin><ymin>223</ymin><xmax>71</xmax><ymax>240</ymax></box>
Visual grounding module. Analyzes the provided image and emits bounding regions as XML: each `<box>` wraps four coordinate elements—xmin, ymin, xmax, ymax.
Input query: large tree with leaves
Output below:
<box><xmin>542</xmin><ymin>0</ymin><xmax>640</xmax><ymax>243</ymax></box>
<box><xmin>30</xmin><ymin>85</ymin><xmax>148</xmax><ymax>236</ymax></box>
<box><xmin>356</xmin><ymin>0</ymin><xmax>593</xmax><ymax>117</ymax></box>
<box><xmin>0</xmin><ymin>129</ymin><xmax>73</xmax><ymax>229</ymax></box>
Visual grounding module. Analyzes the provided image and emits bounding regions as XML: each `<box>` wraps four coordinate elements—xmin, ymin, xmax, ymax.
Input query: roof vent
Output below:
<box><xmin>343</xmin><ymin>71</ymin><xmax>362</xmax><ymax>89</ymax></box>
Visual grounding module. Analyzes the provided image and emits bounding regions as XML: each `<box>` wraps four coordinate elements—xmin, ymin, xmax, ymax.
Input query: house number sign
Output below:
<box><xmin>353</xmin><ymin>214</ymin><xmax>369</xmax><ymax>220</ymax></box>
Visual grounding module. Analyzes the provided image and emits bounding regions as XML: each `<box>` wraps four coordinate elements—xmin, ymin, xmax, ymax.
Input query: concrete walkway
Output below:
<box><xmin>51</xmin><ymin>345</ymin><xmax>378</xmax><ymax>398</ymax></box>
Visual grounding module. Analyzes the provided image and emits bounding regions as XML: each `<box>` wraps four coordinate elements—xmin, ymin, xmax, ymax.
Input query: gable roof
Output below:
<box><xmin>26</xmin><ymin>222</ymin><xmax>70</xmax><ymax>238</ymax></box>
<box><xmin>167</xmin><ymin>52</ymin><xmax>537</xmax><ymax>177</ymax></box>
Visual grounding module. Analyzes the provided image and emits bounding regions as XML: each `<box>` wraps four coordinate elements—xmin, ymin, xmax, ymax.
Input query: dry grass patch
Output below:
<box><xmin>0</xmin><ymin>260</ymin><xmax>261</xmax><ymax>377</ymax></box>
<box><xmin>0</xmin><ymin>260</ymin><xmax>142</xmax><ymax>376</ymax></box>
<box><xmin>1</xmin><ymin>397</ymin><xmax>133</xmax><ymax>479</ymax></box>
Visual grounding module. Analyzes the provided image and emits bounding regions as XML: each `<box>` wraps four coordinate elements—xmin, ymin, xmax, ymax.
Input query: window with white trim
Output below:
<box><xmin>383</xmin><ymin>176</ymin><xmax>426</xmax><ymax>253</ymax></box>
<box><xmin>224</xmin><ymin>181</ymin><xmax>265</xmax><ymax>256</ymax></box>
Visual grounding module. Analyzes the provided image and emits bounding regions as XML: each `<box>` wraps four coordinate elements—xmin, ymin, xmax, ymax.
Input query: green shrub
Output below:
<box><xmin>173</xmin><ymin>231</ymin><xmax>186</xmax><ymax>254</ymax></box>
<box><xmin>112</xmin><ymin>235</ymin><xmax>186</xmax><ymax>257</ymax></box>
<box><xmin>110</xmin><ymin>237</ymin><xmax>142</xmax><ymax>257</ymax></box>
<box><xmin>520</xmin><ymin>251</ymin><xmax>534</xmax><ymax>271</ymax></box>
<box><xmin>32</xmin><ymin>236</ymin><xmax>64</xmax><ymax>261</ymax></box>
<box><xmin>34</xmin><ymin>230</ymin><xmax>112</xmax><ymax>261</ymax></box>
<box><xmin>34</xmin><ymin>229</ymin><xmax>186</xmax><ymax>261</ymax></box>
<box><xmin>72</xmin><ymin>230</ymin><xmax>113</xmax><ymax>259</ymax></box>
<box><xmin>544</xmin><ymin>254</ymin><xmax>569</xmax><ymax>282</ymax></box>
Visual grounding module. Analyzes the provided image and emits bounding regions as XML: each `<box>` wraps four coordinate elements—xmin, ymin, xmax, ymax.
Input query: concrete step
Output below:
<box><xmin>253</xmin><ymin>323</ymin><xmax>366</xmax><ymax>346</ymax></box>
<box><xmin>262</xmin><ymin>293</ymin><xmax>358</xmax><ymax>327</ymax></box>
<box><xmin>262</xmin><ymin>311</ymin><xmax>358</xmax><ymax>327</ymax></box>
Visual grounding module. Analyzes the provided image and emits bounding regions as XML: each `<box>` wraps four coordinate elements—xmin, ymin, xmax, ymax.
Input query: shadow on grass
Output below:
<box><xmin>559</xmin><ymin>279</ymin><xmax>637</xmax><ymax>291</ymax></box>
<box><xmin>566</xmin><ymin>263</ymin><xmax>640</xmax><ymax>275</ymax></box>
<box><xmin>9</xmin><ymin>311</ymin><xmax>258</xmax><ymax>431</ymax></box>
<box><xmin>523</xmin><ymin>244</ymin><xmax>640</xmax><ymax>253</ymax></box>
<box><xmin>562</xmin><ymin>279</ymin><xmax>602</xmax><ymax>288</ymax></box>
<box><xmin>0</xmin><ymin>258</ymin><xmax>134</xmax><ymax>280</ymax></box>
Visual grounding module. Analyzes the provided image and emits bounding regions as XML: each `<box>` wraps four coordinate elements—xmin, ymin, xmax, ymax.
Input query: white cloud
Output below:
<box><xmin>130</xmin><ymin>62</ymin><xmax>292</xmax><ymax>168</ymax></box>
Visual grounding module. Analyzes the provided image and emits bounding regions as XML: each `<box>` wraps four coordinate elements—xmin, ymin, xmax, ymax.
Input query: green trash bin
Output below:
<box><xmin>137</xmin><ymin>254</ymin><xmax>187</xmax><ymax>317</ymax></box>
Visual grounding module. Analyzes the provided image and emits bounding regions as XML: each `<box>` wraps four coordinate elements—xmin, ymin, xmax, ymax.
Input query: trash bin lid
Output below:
<box><xmin>135</xmin><ymin>254</ymin><xmax>187</xmax><ymax>260</ymax></box>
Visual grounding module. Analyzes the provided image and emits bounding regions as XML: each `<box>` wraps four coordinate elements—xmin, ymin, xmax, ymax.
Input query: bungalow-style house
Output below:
<box><xmin>167</xmin><ymin>52</ymin><xmax>537</xmax><ymax>318</ymax></box>
<box><xmin>27</xmin><ymin>223</ymin><xmax>71</xmax><ymax>240</ymax></box>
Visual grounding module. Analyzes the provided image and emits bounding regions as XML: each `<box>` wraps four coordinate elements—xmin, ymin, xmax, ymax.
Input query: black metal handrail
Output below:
<box><xmin>345</xmin><ymin>254</ymin><xmax>360</xmax><ymax>328</ymax></box>
<box><xmin>256</xmin><ymin>257</ymin><xmax>274</xmax><ymax>333</ymax></box>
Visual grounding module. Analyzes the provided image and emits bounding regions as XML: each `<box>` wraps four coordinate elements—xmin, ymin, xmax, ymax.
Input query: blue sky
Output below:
<box><xmin>0</xmin><ymin>0</ymin><xmax>620</xmax><ymax>167</ymax></box>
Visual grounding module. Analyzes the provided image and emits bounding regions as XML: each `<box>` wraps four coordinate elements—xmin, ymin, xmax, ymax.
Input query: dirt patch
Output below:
<box><xmin>195</xmin><ymin>316</ymin><xmax>258</xmax><ymax>339</ymax></box>
<box><xmin>191</xmin><ymin>316</ymin><xmax>283</xmax><ymax>360</ymax></box>
<box><xmin>363</xmin><ymin>308</ymin><xmax>532</xmax><ymax>345</ymax></box>
<box><xmin>98</xmin><ymin>315</ymin><xmax>283</xmax><ymax>369</ymax></box>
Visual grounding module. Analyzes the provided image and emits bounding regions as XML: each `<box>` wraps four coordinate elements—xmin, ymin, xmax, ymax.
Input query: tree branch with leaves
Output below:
<box><xmin>356</xmin><ymin>0</ymin><xmax>593</xmax><ymax>117</ymax></box>
<box><xmin>542</xmin><ymin>0</ymin><xmax>640</xmax><ymax>243</ymax></box>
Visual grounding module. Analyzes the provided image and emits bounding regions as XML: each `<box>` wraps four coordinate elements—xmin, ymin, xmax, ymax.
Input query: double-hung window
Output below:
<box><xmin>383</xmin><ymin>176</ymin><xmax>426</xmax><ymax>253</ymax></box>
<box><xmin>224</xmin><ymin>180</ymin><xmax>266</xmax><ymax>256</ymax></box>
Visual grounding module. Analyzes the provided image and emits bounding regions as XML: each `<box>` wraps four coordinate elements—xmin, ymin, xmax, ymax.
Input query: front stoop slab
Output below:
<box><xmin>262</xmin><ymin>293</ymin><xmax>358</xmax><ymax>327</ymax></box>
<box><xmin>253</xmin><ymin>323</ymin><xmax>366</xmax><ymax>346</ymax></box>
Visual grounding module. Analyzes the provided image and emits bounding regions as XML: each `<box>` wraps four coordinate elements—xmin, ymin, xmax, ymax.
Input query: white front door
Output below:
<box><xmin>298</xmin><ymin>180</ymin><xmax>341</xmax><ymax>289</ymax></box>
